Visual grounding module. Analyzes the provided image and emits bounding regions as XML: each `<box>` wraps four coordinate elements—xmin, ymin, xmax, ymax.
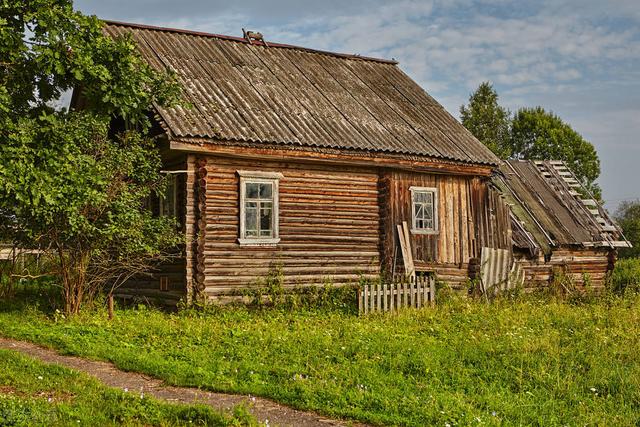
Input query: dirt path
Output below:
<box><xmin>0</xmin><ymin>337</ymin><xmax>366</xmax><ymax>427</ymax></box>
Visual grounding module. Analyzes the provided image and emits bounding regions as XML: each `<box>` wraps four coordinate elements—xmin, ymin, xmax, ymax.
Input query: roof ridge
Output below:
<box><xmin>102</xmin><ymin>20</ymin><xmax>399</xmax><ymax>65</ymax></box>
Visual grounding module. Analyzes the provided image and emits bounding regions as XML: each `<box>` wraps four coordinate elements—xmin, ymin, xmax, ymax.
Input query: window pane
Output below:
<box><xmin>414</xmin><ymin>204</ymin><xmax>423</xmax><ymax>220</ymax></box>
<box><xmin>245</xmin><ymin>202</ymin><xmax>258</xmax><ymax>237</ymax></box>
<box><xmin>259</xmin><ymin>183</ymin><xmax>273</xmax><ymax>199</ymax></box>
<box><xmin>246</xmin><ymin>183</ymin><xmax>260</xmax><ymax>199</ymax></box>
<box><xmin>424</xmin><ymin>206</ymin><xmax>432</xmax><ymax>220</ymax></box>
<box><xmin>260</xmin><ymin>204</ymin><xmax>273</xmax><ymax>236</ymax></box>
<box><xmin>412</xmin><ymin>190</ymin><xmax>436</xmax><ymax>230</ymax></box>
<box><xmin>242</xmin><ymin>177</ymin><xmax>278</xmax><ymax>240</ymax></box>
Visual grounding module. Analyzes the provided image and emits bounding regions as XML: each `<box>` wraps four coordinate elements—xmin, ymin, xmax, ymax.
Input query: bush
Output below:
<box><xmin>608</xmin><ymin>258</ymin><xmax>640</xmax><ymax>295</ymax></box>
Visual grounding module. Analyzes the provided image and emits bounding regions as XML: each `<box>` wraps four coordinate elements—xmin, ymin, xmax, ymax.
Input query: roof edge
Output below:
<box><xmin>169</xmin><ymin>137</ymin><xmax>496</xmax><ymax>176</ymax></box>
<box><xmin>101</xmin><ymin>19</ymin><xmax>399</xmax><ymax>65</ymax></box>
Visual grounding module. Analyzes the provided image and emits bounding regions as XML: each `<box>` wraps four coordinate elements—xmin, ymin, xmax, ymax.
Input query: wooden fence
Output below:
<box><xmin>358</xmin><ymin>275</ymin><xmax>436</xmax><ymax>314</ymax></box>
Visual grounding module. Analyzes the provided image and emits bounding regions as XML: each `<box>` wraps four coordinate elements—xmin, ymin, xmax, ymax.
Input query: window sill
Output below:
<box><xmin>410</xmin><ymin>229</ymin><xmax>439</xmax><ymax>235</ymax></box>
<box><xmin>237</xmin><ymin>238</ymin><xmax>281</xmax><ymax>247</ymax></box>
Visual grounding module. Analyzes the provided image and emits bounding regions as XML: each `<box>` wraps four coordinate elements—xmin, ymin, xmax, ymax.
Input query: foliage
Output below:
<box><xmin>0</xmin><ymin>1</ymin><xmax>182</xmax><ymax>314</ymax></box>
<box><xmin>510</xmin><ymin>107</ymin><xmax>601</xmax><ymax>198</ymax></box>
<box><xmin>460</xmin><ymin>82</ymin><xmax>511</xmax><ymax>158</ymax></box>
<box><xmin>460</xmin><ymin>83</ymin><xmax>602</xmax><ymax>198</ymax></box>
<box><xmin>0</xmin><ymin>349</ymin><xmax>255</xmax><ymax>426</ymax></box>
<box><xmin>225</xmin><ymin>264</ymin><xmax>358</xmax><ymax>313</ymax></box>
<box><xmin>615</xmin><ymin>200</ymin><xmax>640</xmax><ymax>258</ymax></box>
<box><xmin>2</xmin><ymin>286</ymin><xmax>640</xmax><ymax>426</ymax></box>
<box><xmin>607</xmin><ymin>258</ymin><xmax>640</xmax><ymax>295</ymax></box>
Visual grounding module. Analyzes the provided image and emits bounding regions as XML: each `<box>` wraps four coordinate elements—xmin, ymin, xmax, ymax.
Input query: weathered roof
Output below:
<box><xmin>493</xmin><ymin>160</ymin><xmax>630</xmax><ymax>254</ymax></box>
<box><xmin>102</xmin><ymin>21</ymin><xmax>499</xmax><ymax>166</ymax></box>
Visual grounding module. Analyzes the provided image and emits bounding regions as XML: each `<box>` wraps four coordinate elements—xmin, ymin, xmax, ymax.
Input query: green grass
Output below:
<box><xmin>1</xmin><ymin>287</ymin><xmax>640</xmax><ymax>426</ymax></box>
<box><xmin>610</xmin><ymin>257</ymin><xmax>640</xmax><ymax>294</ymax></box>
<box><xmin>0</xmin><ymin>348</ymin><xmax>255</xmax><ymax>426</ymax></box>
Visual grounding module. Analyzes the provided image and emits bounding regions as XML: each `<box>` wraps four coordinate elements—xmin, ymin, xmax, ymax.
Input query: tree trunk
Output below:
<box><xmin>107</xmin><ymin>293</ymin><xmax>114</xmax><ymax>320</ymax></box>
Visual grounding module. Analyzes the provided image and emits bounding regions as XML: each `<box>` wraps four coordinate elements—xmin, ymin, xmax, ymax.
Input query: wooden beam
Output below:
<box><xmin>169</xmin><ymin>139</ymin><xmax>495</xmax><ymax>177</ymax></box>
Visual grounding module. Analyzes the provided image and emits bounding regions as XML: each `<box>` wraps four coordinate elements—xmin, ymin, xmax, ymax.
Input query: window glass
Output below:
<box><xmin>160</xmin><ymin>174</ymin><xmax>177</xmax><ymax>218</ymax></box>
<box><xmin>412</xmin><ymin>189</ymin><xmax>436</xmax><ymax>232</ymax></box>
<box><xmin>241</xmin><ymin>179</ymin><xmax>277</xmax><ymax>241</ymax></box>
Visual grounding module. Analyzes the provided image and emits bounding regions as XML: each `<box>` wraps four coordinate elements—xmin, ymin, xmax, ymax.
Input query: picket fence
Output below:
<box><xmin>358</xmin><ymin>275</ymin><xmax>436</xmax><ymax>314</ymax></box>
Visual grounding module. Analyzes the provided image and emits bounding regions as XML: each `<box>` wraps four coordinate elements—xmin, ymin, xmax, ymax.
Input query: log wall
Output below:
<box><xmin>201</xmin><ymin>156</ymin><xmax>381</xmax><ymax>297</ymax></box>
<box><xmin>515</xmin><ymin>249</ymin><xmax>612</xmax><ymax>291</ymax></box>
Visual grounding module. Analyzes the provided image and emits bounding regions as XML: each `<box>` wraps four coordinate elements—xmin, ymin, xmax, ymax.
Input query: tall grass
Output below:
<box><xmin>1</xmin><ymin>284</ymin><xmax>639</xmax><ymax>426</ymax></box>
<box><xmin>609</xmin><ymin>257</ymin><xmax>640</xmax><ymax>295</ymax></box>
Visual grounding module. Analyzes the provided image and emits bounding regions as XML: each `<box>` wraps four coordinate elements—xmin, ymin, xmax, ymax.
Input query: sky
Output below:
<box><xmin>74</xmin><ymin>0</ymin><xmax>640</xmax><ymax>211</ymax></box>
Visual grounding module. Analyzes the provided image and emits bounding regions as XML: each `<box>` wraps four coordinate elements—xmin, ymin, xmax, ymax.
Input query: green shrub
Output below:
<box><xmin>608</xmin><ymin>258</ymin><xmax>640</xmax><ymax>295</ymax></box>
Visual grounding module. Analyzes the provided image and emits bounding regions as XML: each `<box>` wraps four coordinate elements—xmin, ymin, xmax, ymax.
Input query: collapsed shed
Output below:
<box><xmin>493</xmin><ymin>160</ymin><xmax>630</xmax><ymax>291</ymax></box>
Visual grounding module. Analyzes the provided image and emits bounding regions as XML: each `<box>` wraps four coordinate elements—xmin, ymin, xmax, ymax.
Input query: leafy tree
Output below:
<box><xmin>460</xmin><ymin>83</ymin><xmax>602</xmax><ymax>198</ymax></box>
<box><xmin>615</xmin><ymin>201</ymin><xmax>640</xmax><ymax>258</ymax></box>
<box><xmin>510</xmin><ymin>107</ymin><xmax>601</xmax><ymax>198</ymax></box>
<box><xmin>0</xmin><ymin>1</ymin><xmax>181</xmax><ymax>314</ymax></box>
<box><xmin>460</xmin><ymin>82</ymin><xmax>511</xmax><ymax>158</ymax></box>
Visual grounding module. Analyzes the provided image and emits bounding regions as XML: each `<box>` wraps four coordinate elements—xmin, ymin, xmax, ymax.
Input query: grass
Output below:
<box><xmin>0</xmin><ymin>348</ymin><xmax>255</xmax><ymax>426</ymax></box>
<box><xmin>609</xmin><ymin>257</ymin><xmax>640</xmax><ymax>294</ymax></box>
<box><xmin>1</xmin><ymin>284</ymin><xmax>640</xmax><ymax>426</ymax></box>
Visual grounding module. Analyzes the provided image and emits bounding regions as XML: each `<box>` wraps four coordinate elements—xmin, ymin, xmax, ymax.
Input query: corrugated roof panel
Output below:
<box><xmin>495</xmin><ymin>160</ymin><xmax>626</xmax><ymax>249</ymax></box>
<box><xmin>103</xmin><ymin>21</ymin><xmax>499</xmax><ymax>165</ymax></box>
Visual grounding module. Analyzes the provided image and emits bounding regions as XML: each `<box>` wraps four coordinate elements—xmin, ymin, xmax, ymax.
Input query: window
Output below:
<box><xmin>159</xmin><ymin>174</ymin><xmax>178</xmax><ymax>218</ymax></box>
<box><xmin>238</xmin><ymin>171</ymin><xmax>283</xmax><ymax>246</ymax></box>
<box><xmin>410</xmin><ymin>186</ymin><xmax>438</xmax><ymax>234</ymax></box>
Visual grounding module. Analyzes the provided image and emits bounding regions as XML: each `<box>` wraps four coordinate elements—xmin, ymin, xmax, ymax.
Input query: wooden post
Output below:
<box><xmin>107</xmin><ymin>293</ymin><xmax>114</xmax><ymax>320</ymax></box>
<box><xmin>357</xmin><ymin>288</ymin><xmax>362</xmax><ymax>314</ymax></box>
<box><xmin>429</xmin><ymin>276</ymin><xmax>436</xmax><ymax>306</ymax></box>
<box><xmin>409</xmin><ymin>276</ymin><xmax>414</xmax><ymax>308</ymax></box>
<box><xmin>369</xmin><ymin>283</ymin><xmax>374</xmax><ymax>313</ymax></box>
<box><xmin>383</xmin><ymin>283</ymin><xmax>388</xmax><ymax>312</ymax></box>
<box><xmin>363</xmin><ymin>286</ymin><xmax>368</xmax><ymax>314</ymax></box>
<box><xmin>402</xmin><ymin>278</ymin><xmax>408</xmax><ymax>308</ymax></box>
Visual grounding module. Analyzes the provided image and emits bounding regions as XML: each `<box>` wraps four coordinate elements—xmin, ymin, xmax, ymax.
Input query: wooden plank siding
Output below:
<box><xmin>200</xmin><ymin>156</ymin><xmax>381</xmax><ymax>297</ymax></box>
<box><xmin>380</xmin><ymin>170</ymin><xmax>511</xmax><ymax>288</ymax></box>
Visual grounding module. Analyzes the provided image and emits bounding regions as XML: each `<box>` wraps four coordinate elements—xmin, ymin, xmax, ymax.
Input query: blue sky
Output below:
<box><xmin>75</xmin><ymin>0</ymin><xmax>640</xmax><ymax>211</ymax></box>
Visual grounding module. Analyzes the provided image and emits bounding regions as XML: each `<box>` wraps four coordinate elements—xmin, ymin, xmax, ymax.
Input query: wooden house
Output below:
<box><xmin>79</xmin><ymin>21</ymin><xmax>624</xmax><ymax>304</ymax></box>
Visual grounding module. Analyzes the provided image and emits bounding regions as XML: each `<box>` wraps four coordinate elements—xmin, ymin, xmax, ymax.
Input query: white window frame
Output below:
<box><xmin>409</xmin><ymin>186</ymin><xmax>439</xmax><ymax>235</ymax></box>
<box><xmin>237</xmin><ymin>170</ymin><xmax>283</xmax><ymax>246</ymax></box>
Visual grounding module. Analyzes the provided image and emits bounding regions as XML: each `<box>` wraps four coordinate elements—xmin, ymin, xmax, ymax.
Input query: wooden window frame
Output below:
<box><xmin>237</xmin><ymin>170</ymin><xmax>283</xmax><ymax>246</ymax></box>
<box><xmin>409</xmin><ymin>186</ymin><xmax>439</xmax><ymax>235</ymax></box>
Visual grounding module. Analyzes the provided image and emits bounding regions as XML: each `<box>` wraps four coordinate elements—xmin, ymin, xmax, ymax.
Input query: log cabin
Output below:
<box><xmin>72</xmin><ymin>21</ymin><xmax>626</xmax><ymax>304</ymax></box>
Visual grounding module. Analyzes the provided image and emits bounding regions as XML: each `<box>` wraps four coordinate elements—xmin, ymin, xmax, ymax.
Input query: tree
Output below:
<box><xmin>0</xmin><ymin>1</ymin><xmax>182</xmax><ymax>314</ymax></box>
<box><xmin>510</xmin><ymin>107</ymin><xmax>601</xmax><ymax>198</ymax></box>
<box><xmin>615</xmin><ymin>201</ymin><xmax>640</xmax><ymax>258</ymax></box>
<box><xmin>460</xmin><ymin>82</ymin><xmax>511</xmax><ymax>158</ymax></box>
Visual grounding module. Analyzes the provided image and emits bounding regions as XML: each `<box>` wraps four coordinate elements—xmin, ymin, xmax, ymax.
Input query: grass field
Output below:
<box><xmin>1</xmin><ymin>285</ymin><xmax>639</xmax><ymax>426</ymax></box>
<box><xmin>0</xmin><ymin>348</ymin><xmax>254</xmax><ymax>426</ymax></box>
